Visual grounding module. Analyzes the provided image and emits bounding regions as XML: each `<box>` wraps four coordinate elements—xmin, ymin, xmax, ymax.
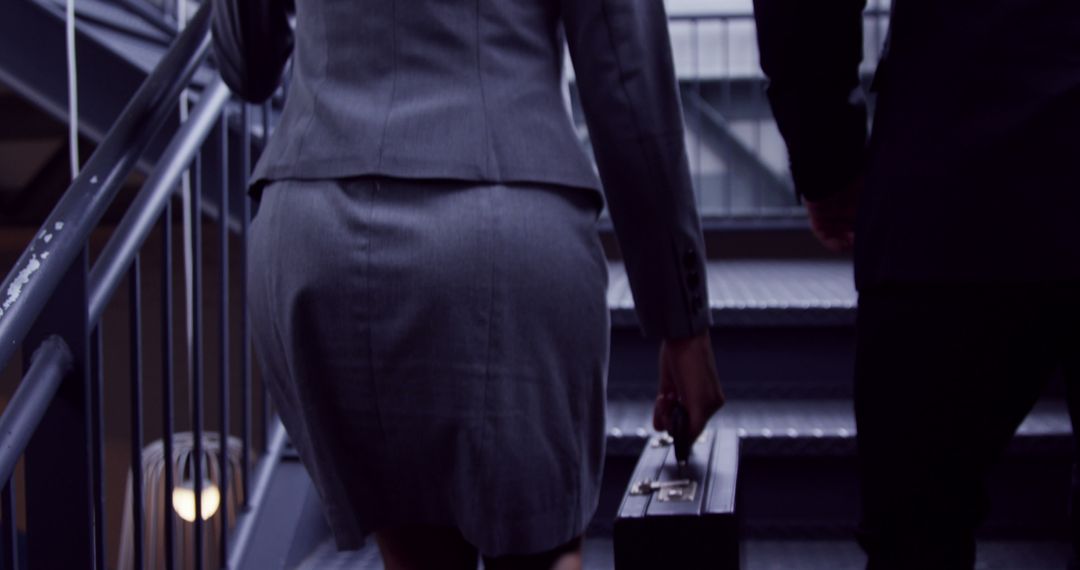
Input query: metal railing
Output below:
<box><xmin>575</xmin><ymin>2</ymin><xmax>891</xmax><ymax>223</ymax></box>
<box><xmin>0</xmin><ymin>2</ymin><xmax>894</xmax><ymax>567</ymax></box>
<box><xmin>672</xmin><ymin>4</ymin><xmax>890</xmax><ymax>220</ymax></box>
<box><xmin>0</xmin><ymin>2</ymin><xmax>276</xmax><ymax>568</ymax></box>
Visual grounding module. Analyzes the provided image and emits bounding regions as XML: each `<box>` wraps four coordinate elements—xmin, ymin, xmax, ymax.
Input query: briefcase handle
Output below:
<box><xmin>670</xmin><ymin>402</ymin><xmax>692</xmax><ymax>467</ymax></box>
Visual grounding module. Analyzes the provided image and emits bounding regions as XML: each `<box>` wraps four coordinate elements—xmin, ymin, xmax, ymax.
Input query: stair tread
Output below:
<box><xmin>293</xmin><ymin>536</ymin><xmax>1072</xmax><ymax>569</ymax></box>
<box><xmin>606</xmin><ymin>398</ymin><xmax>1070</xmax><ymax>442</ymax></box>
<box><xmin>608</xmin><ymin>259</ymin><xmax>856</xmax><ymax>327</ymax></box>
<box><xmin>742</xmin><ymin>539</ymin><xmax>1073</xmax><ymax>570</ymax></box>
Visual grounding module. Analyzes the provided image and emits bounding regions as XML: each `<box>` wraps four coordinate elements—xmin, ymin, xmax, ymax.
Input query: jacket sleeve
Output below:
<box><xmin>561</xmin><ymin>0</ymin><xmax>709</xmax><ymax>339</ymax></box>
<box><xmin>211</xmin><ymin>0</ymin><xmax>294</xmax><ymax>103</ymax></box>
<box><xmin>753</xmin><ymin>0</ymin><xmax>869</xmax><ymax>202</ymax></box>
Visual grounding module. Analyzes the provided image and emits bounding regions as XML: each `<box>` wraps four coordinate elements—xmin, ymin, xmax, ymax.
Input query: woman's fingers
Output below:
<box><xmin>653</xmin><ymin>392</ymin><xmax>677</xmax><ymax>432</ymax></box>
<box><xmin>656</xmin><ymin>331</ymin><xmax>725</xmax><ymax>443</ymax></box>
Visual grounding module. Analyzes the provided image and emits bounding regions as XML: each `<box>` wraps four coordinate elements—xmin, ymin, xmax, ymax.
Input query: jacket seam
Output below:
<box><xmin>475</xmin><ymin>0</ymin><xmax>498</xmax><ymax>177</ymax></box>
<box><xmin>376</xmin><ymin>0</ymin><xmax>399</xmax><ymax>170</ymax></box>
<box><xmin>290</xmin><ymin>4</ymin><xmax>330</xmax><ymax>168</ymax></box>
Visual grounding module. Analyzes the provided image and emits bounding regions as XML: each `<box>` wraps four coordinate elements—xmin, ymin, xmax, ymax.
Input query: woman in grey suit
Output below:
<box><xmin>213</xmin><ymin>0</ymin><xmax>724</xmax><ymax>567</ymax></box>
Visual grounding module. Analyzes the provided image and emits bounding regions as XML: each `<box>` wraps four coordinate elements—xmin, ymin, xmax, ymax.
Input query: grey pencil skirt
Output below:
<box><xmin>247</xmin><ymin>176</ymin><xmax>610</xmax><ymax>556</ymax></box>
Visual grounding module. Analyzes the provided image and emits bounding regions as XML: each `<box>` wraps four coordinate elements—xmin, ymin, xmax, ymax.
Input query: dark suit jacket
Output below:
<box><xmin>755</xmin><ymin>0</ymin><xmax>1080</xmax><ymax>288</ymax></box>
<box><xmin>212</xmin><ymin>0</ymin><xmax>711</xmax><ymax>339</ymax></box>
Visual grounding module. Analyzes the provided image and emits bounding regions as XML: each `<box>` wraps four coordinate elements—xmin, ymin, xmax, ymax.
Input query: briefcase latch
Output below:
<box><xmin>629</xmin><ymin>478</ymin><xmax>698</xmax><ymax>502</ymax></box>
<box><xmin>650</xmin><ymin>434</ymin><xmax>674</xmax><ymax>448</ymax></box>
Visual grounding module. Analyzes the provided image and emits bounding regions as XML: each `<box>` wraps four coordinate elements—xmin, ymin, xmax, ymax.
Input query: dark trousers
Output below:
<box><xmin>854</xmin><ymin>285</ymin><xmax>1080</xmax><ymax>569</ymax></box>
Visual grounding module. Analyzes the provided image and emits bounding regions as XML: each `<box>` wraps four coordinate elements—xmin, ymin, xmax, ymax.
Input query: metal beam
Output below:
<box><xmin>681</xmin><ymin>90</ymin><xmax>794</xmax><ymax>205</ymax></box>
<box><xmin>59</xmin><ymin>0</ymin><xmax>173</xmax><ymax>47</ymax></box>
<box><xmin>0</xmin><ymin>0</ymin><xmax>143</xmax><ymax>143</ymax></box>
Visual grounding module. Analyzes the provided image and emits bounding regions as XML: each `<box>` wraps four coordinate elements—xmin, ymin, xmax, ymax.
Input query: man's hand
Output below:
<box><xmin>806</xmin><ymin>176</ymin><xmax>862</xmax><ymax>253</ymax></box>
<box><xmin>653</xmin><ymin>330</ymin><xmax>725</xmax><ymax>445</ymax></box>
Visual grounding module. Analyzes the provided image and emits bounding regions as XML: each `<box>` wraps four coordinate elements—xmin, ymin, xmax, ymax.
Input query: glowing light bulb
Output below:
<box><xmin>171</xmin><ymin>480</ymin><xmax>221</xmax><ymax>522</ymax></box>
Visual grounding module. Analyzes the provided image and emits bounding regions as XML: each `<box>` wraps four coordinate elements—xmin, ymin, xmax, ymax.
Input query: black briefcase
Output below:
<box><xmin>613</xmin><ymin>425</ymin><xmax>740</xmax><ymax>569</ymax></box>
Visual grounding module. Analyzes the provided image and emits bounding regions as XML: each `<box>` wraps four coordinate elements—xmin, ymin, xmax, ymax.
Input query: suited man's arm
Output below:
<box><xmin>561</xmin><ymin>0</ymin><xmax>709</xmax><ymax>340</ymax></box>
<box><xmin>754</xmin><ymin>0</ymin><xmax>868</xmax><ymax>202</ymax></box>
<box><xmin>211</xmin><ymin>0</ymin><xmax>293</xmax><ymax>103</ymax></box>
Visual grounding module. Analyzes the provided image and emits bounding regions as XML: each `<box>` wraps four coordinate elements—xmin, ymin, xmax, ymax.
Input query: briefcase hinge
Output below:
<box><xmin>629</xmin><ymin>478</ymin><xmax>698</xmax><ymax>502</ymax></box>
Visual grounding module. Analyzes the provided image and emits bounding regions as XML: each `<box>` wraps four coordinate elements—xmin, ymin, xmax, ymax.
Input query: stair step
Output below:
<box><xmin>596</xmin><ymin>399</ymin><xmax>1072</xmax><ymax>539</ymax></box>
<box><xmin>291</xmin><ymin>535</ymin><xmax>1073</xmax><ymax>569</ymax></box>
<box><xmin>605</xmin><ymin>399</ymin><xmax>1072</xmax><ymax>456</ymax></box>
<box><xmin>607</xmin><ymin>259</ymin><xmax>859</xmax><ymax>401</ymax></box>
<box><xmin>608</xmin><ymin>259</ymin><xmax>856</xmax><ymax>328</ymax></box>
<box><xmin>270</xmin><ymin>260</ymin><xmax>1072</xmax><ymax>565</ymax></box>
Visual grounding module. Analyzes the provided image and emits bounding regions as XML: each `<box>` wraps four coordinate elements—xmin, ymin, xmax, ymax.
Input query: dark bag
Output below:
<box><xmin>613</xmin><ymin>426</ymin><xmax>740</xmax><ymax>569</ymax></box>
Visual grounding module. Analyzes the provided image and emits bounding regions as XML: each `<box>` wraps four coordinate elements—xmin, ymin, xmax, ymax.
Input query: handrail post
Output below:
<box><xmin>23</xmin><ymin>247</ymin><xmax>95</xmax><ymax>569</ymax></box>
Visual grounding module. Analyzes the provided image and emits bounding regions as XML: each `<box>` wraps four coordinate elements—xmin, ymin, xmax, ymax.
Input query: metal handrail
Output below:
<box><xmin>226</xmin><ymin>420</ymin><xmax>287</xmax><ymax>570</ymax></box>
<box><xmin>0</xmin><ymin>0</ymin><xmax>285</xmax><ymax>563</ymax></box>
<box><xmin>0</xmin><ymin>4</ymin><xmax>242</xmax><ymax>567</ymax></box>
<box><xmin>88</xmin><ymin>78</ymin><xmax>230</xmax><ymax>325</ymax></box>
<box><xmin>0</xmin><ymin>336</ymin><xmax>72</xmax><ymax>485</ymax></box>
<box><xmin>0</xmin><ymin>1</ymin><xmax>211</xmax><ymax>372</ymax></box>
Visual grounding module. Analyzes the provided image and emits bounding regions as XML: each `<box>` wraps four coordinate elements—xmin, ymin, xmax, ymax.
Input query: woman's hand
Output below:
<box><xmin>653</xmin><ymin>330</ymin><xmax>725</xmax><ymax>445</ymax></box>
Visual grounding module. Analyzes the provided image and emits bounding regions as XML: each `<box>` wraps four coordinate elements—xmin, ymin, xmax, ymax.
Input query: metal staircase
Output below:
<box><xmin>0</xmin><ymin>0</ymin><xmax>1073</xmax><ymax>569</ymax></box>
<box><xmin>257</xmin><ymin>260</ymin><xmax>1075</xmax><ymax>569</ymax></box>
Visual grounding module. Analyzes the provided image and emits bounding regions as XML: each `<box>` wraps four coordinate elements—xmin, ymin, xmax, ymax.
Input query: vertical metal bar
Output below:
<box><xmin>262</xmin><ymin>374</ymin><xmax>270</xmax><ymax>454</ymax></box>
<box><xmin>691</xmin><ymin>19</ymin><xmax>702</xmax><ymax>205</ymax></box>
<box><xmin>873</xmin><ymin>0</ymin><xmax>884</xmax><ymax>63</ymax></box>
<box><xmin>261</xmin><ymin>101</ymin><xmax>271</xmax><ymax>147</ymax></box>
<box><xmin>722</xmin><ymin>17</ymin><xmax>733</xmax><ymax>215</ymax></box>
<box><xmin>192</xmin><ymin>154</ymin><xmax>205</xmax><ymax>570</ymax></box>
<box><xmin>2</xmin><ymin>479</ymin><xmax>16</xmax><ymax>570</ymax></box>
<box><xmin>23</xmin><ymin>247</ymin><xmax>94</xmax><ymax>569</ymax></box>
<box><xmin>752</xmin><ymin>52</ymin><xmax>763</xmax><ymax>215</ymax></box>
<box><xmin>89</xmin><ymin>324</ymin><xmax>106</xmax><ymax>570</ymax></box>
<box><xmin>260</xmin><ymin>101</ymin><xmax>272</xmax><ymax>450</ymax></box>
<box><xmin>217</xmin><ymin>115</ymin><xmax>231</xmax><ymax>566</ymax></box>
<box><xmin>239</xmin><ymin>105</ymin><xmax>252</xmax><ymax>509</ymax></box>
<box><xmin>129</xmin><ymin>256</ymin><xmax>145</xmax><ymax>570</ymax></box>
<box><xmin>161</xmin><ymin>201</ymin><xmax>176</xmax><ymax>570</ymax></box>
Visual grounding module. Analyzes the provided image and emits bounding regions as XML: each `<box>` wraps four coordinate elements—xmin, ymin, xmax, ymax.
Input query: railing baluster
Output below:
<box><xmin>90</xmin><ymin>325</ymin><xmax>106</xmax><ymax>570</ymax></box>
<box><xmin>239</xmin><ymin>104</ymin><xmax>252</xmax><ymax>510</ymax></box>
<box><xmin>192</xmin><ymin>153</ymin><xmax>205</xmax><ymax>570</ymax></box>
<box><xmin>261</xmin><ymin>101</ymin><xmax>271</xmax><ymax>145</ymax></box>
<box><xmin>2</xmin><ymin>479</ymin><xmax>16</xmax><ymax>570</ymax></box>
<box><xmin>692</xmin><ymin>18</ymin><xmax>702</xmax><ymax>205</ymax></box>
<box><xmin>722</xmin><ymin>17</ymin><xmax>733</xmax><ymax>215</ymax></box>
<box><xmin>23</xmin><ymin>247</ymin><xmax>94</xmax><ymax>569</ymax></box>
<box><xmin>161</xmin><ymin>201</ymin><xmax>176</xmax><ymax>570</ymax></box>
<box><xmin>129</xmin><ymin>255</ymin><xmax>145</xmax><ymax>570</ymax></box>
<box><xmin>873</xmin><ymin>0</ymin><xmax>883</xmax><ymax>63</ymax></box>
<box><xmin>0</xmin><ymin>4</ymin><xmax>213</xmax><ymax>374</ymax></box>
<box><xmin>217</xmin><ymin>114</ymin><xmax>231</xmax><ymax>567</ymax></box>
<box><xmin>262</xmin><ymin>377</ymin><xmax>270</xmax><ymax>456</ymax></box>
<box><xmin>752</xmin><ymin>55</ymin><xmax>764</xmax><ymax>214</ymax></box>
<box><xmin>260</xmin><ymin>101</ymin><xmax>272</xmax><ymax>450</ymax></box>
<box><xmin>0</xmin><ymin>5</ymin><xmax>266</xmax><ymax>569</ymax></box>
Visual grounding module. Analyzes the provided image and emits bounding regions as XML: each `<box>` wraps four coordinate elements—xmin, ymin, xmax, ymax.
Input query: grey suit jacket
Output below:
<box><xmin>212</xmin><ymin>0</ymin><xmax>710</xmax><ymax>339</ymax></box>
